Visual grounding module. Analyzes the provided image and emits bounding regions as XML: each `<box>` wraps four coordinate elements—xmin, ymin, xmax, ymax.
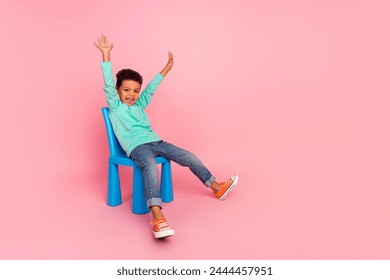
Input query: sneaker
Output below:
<box><xmin>151</xmin><ymin>218</ymin><xmax>175</xmax><ymax>238</ymax></box>
<box><xmin>214</xmin><ymin>175</ymin><xmax>239</xmax><ymax>200</ymax></box>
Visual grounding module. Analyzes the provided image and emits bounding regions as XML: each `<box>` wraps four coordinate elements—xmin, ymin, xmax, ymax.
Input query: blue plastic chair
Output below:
<box><xmin>101</xmin><ymin>107</ymin><xmax>174</xmax><ymax>214</ymax></box>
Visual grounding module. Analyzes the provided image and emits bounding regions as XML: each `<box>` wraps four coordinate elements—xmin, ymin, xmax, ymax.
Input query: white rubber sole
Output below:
<box><xmin>219</xmin><ymin>174</ymin><xmax>239</xmax><ymax>200</ymax></box>
<box><xmin>153</xmin><ymin>228</ymin><xmax>175</xmax><ymax>239</ymax></box>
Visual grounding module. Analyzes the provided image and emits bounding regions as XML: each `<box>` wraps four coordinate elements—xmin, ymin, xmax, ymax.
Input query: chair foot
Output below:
<box><xmin>107</xmin><ymin>163</ymin><xmax>122</xmax><ymax>206</ymax></box>
<box><xmin>132</xmin><ymin>167</ymin><xmax>150</xmax><ymax>214</ymax></box>
<box><xmin>161</xmin><ymin>161</ymin><xmax>174</xmax><ymax>203</ymax></box>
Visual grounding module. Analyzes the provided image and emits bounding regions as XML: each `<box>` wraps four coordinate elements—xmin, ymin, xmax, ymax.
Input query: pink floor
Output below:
<box><xmin>2</xmin><ymin>121</ymin><xmax>390</xmax><ymax>259</ymax></box>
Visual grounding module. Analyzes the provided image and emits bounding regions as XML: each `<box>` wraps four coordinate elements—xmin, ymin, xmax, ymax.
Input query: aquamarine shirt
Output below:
<box><xmin>101</xmin><ymin>61</ymin><xmax>164</xmax><ymax>156</ymax></box>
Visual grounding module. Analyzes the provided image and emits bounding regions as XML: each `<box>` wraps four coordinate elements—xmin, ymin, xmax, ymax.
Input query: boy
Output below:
<box><xmin>94</xmin><ymin>35</ymin><xmax>238</xmax><ymax>238</ymax></box>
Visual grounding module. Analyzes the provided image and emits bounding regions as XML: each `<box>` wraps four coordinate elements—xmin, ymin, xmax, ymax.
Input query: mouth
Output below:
<box><xmin>126</xmin><ymin>97</ymin><xmax>135</xmax><ymax>104</ymax></box>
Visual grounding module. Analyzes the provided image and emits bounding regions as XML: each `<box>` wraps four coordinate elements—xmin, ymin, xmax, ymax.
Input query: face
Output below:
<box><xmin>117</xmin><ymin>80</ymin><xmax>141</xmax><ymax>106</ymax></box>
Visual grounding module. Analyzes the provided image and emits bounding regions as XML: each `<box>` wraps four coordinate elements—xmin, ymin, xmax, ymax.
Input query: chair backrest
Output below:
<box><xmin>101</xmin><ymin>107</ymin><xmax>126</xmax><ymax>156</ymax></box>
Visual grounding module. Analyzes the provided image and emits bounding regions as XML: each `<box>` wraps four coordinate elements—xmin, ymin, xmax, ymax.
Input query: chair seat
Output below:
<box><xmin>109</xmin><ymin>154</ymin><xmax>169</xmax><ymax>166</ymax></box>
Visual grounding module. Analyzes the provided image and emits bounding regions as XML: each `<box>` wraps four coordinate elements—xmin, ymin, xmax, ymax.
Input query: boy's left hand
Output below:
<box><xmin>166</xmin><ymin>52</ymin><xmax>174</xmax><ymax>71</ymax></box>
<box><xmin>160</xmin><ymin>52</ymin><xmax>174</xmax><ymax>77</ymax></box>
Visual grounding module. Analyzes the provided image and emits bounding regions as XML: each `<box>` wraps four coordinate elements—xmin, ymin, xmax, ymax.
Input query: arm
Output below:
<box><xmin>94</xmin><ymin>35</ymin><xmax>120</xmax><ymax>110</ymax></box>
<box><xmin>136</xmin><ymin>52</ymin><xmax>174</xmax><ymax>108</ymax></box>
<box><xmin>136</xmin><ymin>73</ymin><xmax>164</xmax><ymax>109</ymax></box>
<box><xmin>160</xmin><ymin>52</ymin><xmax>174</xmax><ymax>77</ymax></box>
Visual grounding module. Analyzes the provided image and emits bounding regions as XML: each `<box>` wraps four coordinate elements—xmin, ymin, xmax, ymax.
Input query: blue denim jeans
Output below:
<box><xmin>130</xmin><ymin>140</ymin><xmax>215</xmax><ymax>208</ymax></box>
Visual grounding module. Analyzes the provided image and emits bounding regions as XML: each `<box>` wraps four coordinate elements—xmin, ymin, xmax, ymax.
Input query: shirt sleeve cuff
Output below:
<box><xmin>101</xmin><ymin>61</ymin><xmax>112</xmax><ymax>68</ymax></box>
<box><xmin>155</xmin><ymin>73</ymin><xmax>164</xmax><ymax>82</ymax></box>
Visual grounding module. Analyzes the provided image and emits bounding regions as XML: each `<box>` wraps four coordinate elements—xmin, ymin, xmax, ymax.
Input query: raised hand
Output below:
<box><xmin>166</xmin><ymin>52</ymin><xmax>174</xmax><ymax>70</ymax></box>
<box><xmin>160</xmin><ymin>52</ymin><xmax>174</xmax><ymax>77</ymax></box>
<box><xmin>93</xmin><ymin>34</ymin><xmax>113</xmax><ymax>61</ymax></box>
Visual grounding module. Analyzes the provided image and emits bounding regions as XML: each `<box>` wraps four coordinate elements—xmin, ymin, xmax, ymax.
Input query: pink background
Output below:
<box><xmin>1</xmin><ymin>0</ymin><xmax>389</xmax><ymax>259</ymax></box>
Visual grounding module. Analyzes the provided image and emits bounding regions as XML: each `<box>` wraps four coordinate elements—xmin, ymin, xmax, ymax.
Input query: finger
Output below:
<box><xmin>97</xmin><ymin>37</ymin><xmax>101</xmax><ymax>46</ymax></box>
<box><xmin>110</xmin><ymin>43</ymin><xmax>114</xmax><ymax>50</ymax></box>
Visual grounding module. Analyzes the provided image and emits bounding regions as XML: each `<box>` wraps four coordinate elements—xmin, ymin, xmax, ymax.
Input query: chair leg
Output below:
<box><xmin>132</xmin><ymin>167</ymin><xmax>150</xmax><ymax>214</ymax></box>
<box><xmin>107</xmin><ymin>162</ymin><xmax>122</xmax><ymax>206</ymax></box>
<box><xmin>161</xmin><ymin>161</ymin><xmax>174</xmax><ymax>203</ymax></box>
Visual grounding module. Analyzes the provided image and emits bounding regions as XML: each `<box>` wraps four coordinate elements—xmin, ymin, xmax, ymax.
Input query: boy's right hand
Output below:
<box><xmin>94</xmin><ymin>35</ymin><xmax>113</xmax><ymax>62</ymax></box>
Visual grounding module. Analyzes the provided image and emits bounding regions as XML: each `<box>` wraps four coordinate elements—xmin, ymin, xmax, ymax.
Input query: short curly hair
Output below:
<box><xmin>116</xmin><ymin>69</ymin><xmax>143</xmax><ymax>89</ymax></box>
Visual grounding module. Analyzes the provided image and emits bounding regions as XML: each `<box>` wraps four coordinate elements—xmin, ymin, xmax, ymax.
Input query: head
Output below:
<box><xmin>116</xmin><ymin>69</ymin><xmax>143</xmax><ymax>106</ymax></box>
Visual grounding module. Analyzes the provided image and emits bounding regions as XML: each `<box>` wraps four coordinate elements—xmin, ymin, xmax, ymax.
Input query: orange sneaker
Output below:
<box><xmin>214</xmin><ymin>175</ymin><xmax>239</xmax><ymax>200</ymax></box>
<box><xmin>151</xmin><ymin>218</ymin><xmax>175</xmax><ymax>238</ymax></box>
